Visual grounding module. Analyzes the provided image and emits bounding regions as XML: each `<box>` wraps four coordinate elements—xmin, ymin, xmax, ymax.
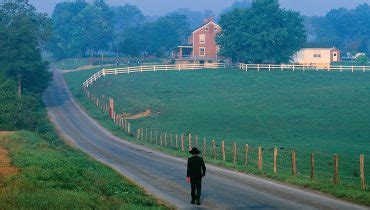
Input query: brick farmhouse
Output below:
<box><xmin>172</xmin><ymin>17</ymin><xmax>223</xmax><ymax>64</ymax></box>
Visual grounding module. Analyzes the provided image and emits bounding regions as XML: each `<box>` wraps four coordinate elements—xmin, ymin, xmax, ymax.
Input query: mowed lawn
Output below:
<box><xmin>82</xmin><ymin>69</ymin><xmax>370</xmax><ymax>156</ymax></box>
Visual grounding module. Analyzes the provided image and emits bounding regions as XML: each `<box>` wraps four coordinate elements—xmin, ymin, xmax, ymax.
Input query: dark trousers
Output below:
<box><xmin>190</xmin><ymin>178</ymin><xmax>202</xmax><ymax>201</ymax></box>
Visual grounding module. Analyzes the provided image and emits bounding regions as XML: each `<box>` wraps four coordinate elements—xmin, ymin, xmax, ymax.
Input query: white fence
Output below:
<box><xmin>83</xmin><ymin>63</ymin><xmax>227</xmax><ymax>88</ymax></box>
<box><xmin>82</xmin><ymin>62</ymin><xmax>370</xmax><ymax>88</ymax></box>
<box><xmin>239</xmin><ymin>63</ymin><xmax>370</xmax><ymax>72</ymax></box>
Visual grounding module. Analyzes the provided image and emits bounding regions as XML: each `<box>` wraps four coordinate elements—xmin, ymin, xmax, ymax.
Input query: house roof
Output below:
<box><xmin>301</xmin><ymin>47</ymin><xmax>340</xmax><ymax>51</ymax></box>
<box><xmin>192</xmin><ymin>21</ymin><xmax>221</xmax><ymax>34</ymax></box>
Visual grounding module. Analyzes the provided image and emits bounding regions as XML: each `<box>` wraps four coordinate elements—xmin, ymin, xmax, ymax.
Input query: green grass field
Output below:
<box><xmin>84</xmin><ymin>69</ymin><xmax>370</xmax><ymax>154</ymax></box>
<box><xmin>0</xmin><ymin>130</ymin><xmax>168</xmax><ymax>209</ymax></box>
<box><xmin>64</xmin><ymin>67</ymin><xmax>370</xmax><ymax>205</ymax></box>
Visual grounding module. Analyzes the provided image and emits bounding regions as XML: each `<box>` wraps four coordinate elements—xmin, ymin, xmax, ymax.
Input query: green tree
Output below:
<box><xmin>0</xmin><ymin>0</ymin><xmax>51</xmax><ymax>131</ymax></box>
<box><xmin>310</xmin><ymin>4</ymin><xmax>370</xmax><ymax>54</ymax></box>
<box><xmin>217</xmin><ymin>0</ymin><xmax>306</xmax><ymax>63</ymax></box>
<box><xmin>0</xmin><ymin>0</ymin><xmax>51</xmax><ymax>95</ymax></box>
<box><xmin>172</xmin><ymin>8</ymin><xmax>215</xmax><ymax>29</ymax></box>
<box><xmin>50</xmin><ymin>1</ymin><xmax>88</xmax><ymax>58</ymax></box>
<box><xmin>144</xmin><ymin>13</ymin><xmax>190</xmax><ymax>56</ymax></box>
<box><xmin>112</xmin><ymin>4</ymin><xmax>145</xmax><ymax>56</ymax></box>
<box><xmin>357</xmin><ymin>54</ymin><xmax>368</xmax><ymax>64</ymax></box>
<box><xmin>50</xmin><ymin>0</ymin><xmax>113</xmax><ymax>59</ymax></box>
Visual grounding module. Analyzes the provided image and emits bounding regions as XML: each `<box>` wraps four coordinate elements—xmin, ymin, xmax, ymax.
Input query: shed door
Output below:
<box><xmin>332</xmin><ymin>51</ymin><xmax>339</xmax><ymax>62</ymax></box>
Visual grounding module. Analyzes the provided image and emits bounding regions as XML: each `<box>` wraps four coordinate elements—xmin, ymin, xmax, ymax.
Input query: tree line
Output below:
<box><xmin>50</xmin><ymin>0</ymin><xmax>191</xmax><ymax>59</ymax></box>
<box><xmin>306</xmin><ymin>4</ymin><xmax>370</xmax><ymax>56</ymax></box>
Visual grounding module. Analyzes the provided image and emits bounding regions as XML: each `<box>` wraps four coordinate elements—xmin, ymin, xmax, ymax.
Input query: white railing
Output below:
<box><xmin>238</xmin><ymin>63</ymin><xmax>370</xmax><ymax>72</ymax></box>
<box><xmin>83</xmin><ymin>63</ymin><xmax>227</xmax><ymax>88</ymax></box>
<box><xmin>82</xmin><ymin>62</ymin><xmax>370</xmax><ymax>88</ymax></box>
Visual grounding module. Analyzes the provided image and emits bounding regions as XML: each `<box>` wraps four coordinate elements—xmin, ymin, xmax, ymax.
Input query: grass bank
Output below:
<box><xmin>0</xmin><ymin>129</ymin><xmax>169</xmax><ymax>209</ymax></box>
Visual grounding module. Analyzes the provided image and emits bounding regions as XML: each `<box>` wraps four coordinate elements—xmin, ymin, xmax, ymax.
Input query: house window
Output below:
<box><xmin>199</xmin><ymin>47</ymin><xmax>205</xmax><ymax>56</ymax></box>
<box><xmin>214</xmin><ymin>27</ymin><xmax>218</xmax><ymax>32</ymax></box>
<box><xmin>313</xmin><ymin>54</ymin><xmax>321</xmax><ymax>58</ymax></box>
<box><xmin>199</xmin><ymin>34</ymin><xmax>205</xmax><ymax>44</ymax></box>
<box><xmin>333</xmin><ymin>53</ymin><xmax>337</xmax><ymax>56</ymax></box>
<box><xmin>205</xmin><ymin>27</ymin><xmax>209</xmax><ymax>31</ymax></box>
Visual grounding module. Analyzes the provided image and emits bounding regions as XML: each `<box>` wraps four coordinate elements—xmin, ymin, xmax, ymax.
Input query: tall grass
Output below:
<box><xmin>0</xmin><ymin>131</ymin><xmax>168</xmax><ymax>209</ymax></box>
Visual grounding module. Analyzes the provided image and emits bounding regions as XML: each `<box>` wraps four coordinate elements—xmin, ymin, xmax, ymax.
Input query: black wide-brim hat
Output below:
<box><xmin>189</xmin><ymin>147</ymin><xmax>201</xmax><ymax>155</ymax></box>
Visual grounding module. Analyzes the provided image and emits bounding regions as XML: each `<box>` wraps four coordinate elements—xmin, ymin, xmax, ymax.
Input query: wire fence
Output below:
<box><xmin>83</xmin><ymin>88</ymin><xmax>369</xmax><ymax>192</ymax></box>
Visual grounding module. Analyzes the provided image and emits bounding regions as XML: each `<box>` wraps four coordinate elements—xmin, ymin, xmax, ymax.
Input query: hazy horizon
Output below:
<box><xmin>30</xmin><ymin>0</ymin><xmax>370</xmax><ymax>17</ymax></box>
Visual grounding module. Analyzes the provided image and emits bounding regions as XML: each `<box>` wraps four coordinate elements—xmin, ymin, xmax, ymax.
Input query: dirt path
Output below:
<box><xmin>123</xmin><ymin>109</ymin><xmax>154</xmax><ymax>120</ymax></box>
<box><xmin>0</xmin><ymin>133</ymin><xmax>17</xmax><ymax>186</ymax></box>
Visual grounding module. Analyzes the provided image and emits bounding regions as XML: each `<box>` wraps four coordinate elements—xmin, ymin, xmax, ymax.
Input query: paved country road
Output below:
<box><xmin>43</xmin><ymin>68</ymin><xmax>367</xmax><ymax>210</ymax></box>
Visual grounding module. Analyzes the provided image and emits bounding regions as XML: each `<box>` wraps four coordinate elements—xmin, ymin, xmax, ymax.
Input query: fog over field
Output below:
<box><xmin>30</xmin><ymin>0</ymin><xmax>370</xmax><ymax>16</ymax></box>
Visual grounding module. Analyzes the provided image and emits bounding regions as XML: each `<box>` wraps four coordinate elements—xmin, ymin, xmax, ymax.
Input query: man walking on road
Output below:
<box><xmin>187</xmin><ymin>147</ymin><xmax>206</xmax><ymax>205</ymax></box>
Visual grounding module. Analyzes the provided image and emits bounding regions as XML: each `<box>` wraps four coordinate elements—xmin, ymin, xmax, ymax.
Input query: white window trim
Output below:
<box><xmin>199</xmin><ymin>47</ymin><xmax>206</xmax><ymax>57</ymax></box>
<box><xmin>199</xmin><ymin>34</ymin><xmax>205</xmax><ymax>44</ymax></box>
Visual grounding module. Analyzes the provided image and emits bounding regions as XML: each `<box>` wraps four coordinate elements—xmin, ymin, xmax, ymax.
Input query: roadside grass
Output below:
<box><xmin>64</xmin><ymin>67</ymin><xmax>370</xmax><ymax>206</ymax></box>
<box><xmin>56</xmin><ymin>57</ymin><xmax>165</xmax><ymax>70</ymax></box>
<box><xmin>0</xmin><ymin>130</ymin><xmax>169</xmax><ymax>210</ymax></box>
<box><xmin>55</xmin><ymin>58</ymin><xmax>91</xmax><ymax>70</ymax></box>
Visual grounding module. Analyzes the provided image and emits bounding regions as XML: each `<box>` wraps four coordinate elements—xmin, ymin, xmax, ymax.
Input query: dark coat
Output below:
<box><xmin>187</xmin><ymin>155</ymin><xmax>206</xmax><ymax>178</ymax></box>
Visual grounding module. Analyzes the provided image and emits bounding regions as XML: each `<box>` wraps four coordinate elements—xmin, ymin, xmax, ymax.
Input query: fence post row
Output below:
<box><xmin>83</xmin><ymin>63</ymin><xmax>370</xmax><ymax>191</ymax></box>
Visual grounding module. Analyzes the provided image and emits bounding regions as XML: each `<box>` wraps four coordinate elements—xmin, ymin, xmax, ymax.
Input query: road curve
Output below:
<box><xmin>43</xmin><ymin>68</ymin><xmax>366</xmax><ymax>210</ymax></box>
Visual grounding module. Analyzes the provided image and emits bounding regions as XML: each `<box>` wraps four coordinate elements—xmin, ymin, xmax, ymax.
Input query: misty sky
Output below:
<box><xmin>30</xmin><ymin>0</ymin><xmax>370</xmax><ymax>16</ymax></box>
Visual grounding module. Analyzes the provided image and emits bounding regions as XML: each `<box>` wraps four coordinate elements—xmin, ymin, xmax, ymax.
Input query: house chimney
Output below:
<box><xmin>203</xmin><ymin>16</ymin><xmax>215</xmax><ymax>24</ymax></box>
